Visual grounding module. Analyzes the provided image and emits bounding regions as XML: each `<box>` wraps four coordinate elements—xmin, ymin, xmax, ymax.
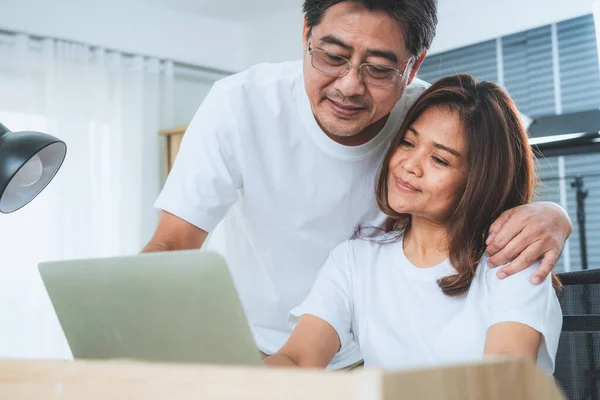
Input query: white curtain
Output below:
<box><xmin>0</xmin><ymin>33</ymin><xmax>174</xmax><ymax>359</ymax></box>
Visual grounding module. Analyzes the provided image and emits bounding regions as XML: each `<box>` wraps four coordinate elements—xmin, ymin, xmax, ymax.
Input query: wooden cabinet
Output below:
<box><xmin>159</xmin><ymin>126</ymin><xmax>187</xmax><ymax>176</ymax></box>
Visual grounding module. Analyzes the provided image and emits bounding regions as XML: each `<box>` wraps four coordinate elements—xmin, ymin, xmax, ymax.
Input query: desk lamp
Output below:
<box><xmin>0</xmin><ymin>122</ymin><xmax>66</xmax><ymax>214</ymax></box>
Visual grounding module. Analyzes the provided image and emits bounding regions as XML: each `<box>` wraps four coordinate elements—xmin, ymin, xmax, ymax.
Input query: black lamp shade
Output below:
<box><xmin>0</xmin><ymin>124</ymin><xmax>67</xmax><ymax>214</ymax></box>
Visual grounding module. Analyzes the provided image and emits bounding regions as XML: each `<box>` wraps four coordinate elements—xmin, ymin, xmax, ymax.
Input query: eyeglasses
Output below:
<box><xmin>307</xmin><ymin>41</ymin><xmax>412</xmax><ymax>87</ymax></box>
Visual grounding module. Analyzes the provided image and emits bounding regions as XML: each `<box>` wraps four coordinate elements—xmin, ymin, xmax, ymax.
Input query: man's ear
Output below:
<box><xmin>406</xmin><ymin>51</ymin><xmax>427</xmax><ymax>85</ymax></box>
<box><xmin>302</xmin><ymin>18</ymin><xmax>310</xmax><ymax>52</ymax></box>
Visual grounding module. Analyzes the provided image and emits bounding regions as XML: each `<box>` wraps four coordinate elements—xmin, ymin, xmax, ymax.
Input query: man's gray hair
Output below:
<box><xmin>303</xmin><ymin>0</ymin><xmax>438</xmax><ymax>56</ymax></box>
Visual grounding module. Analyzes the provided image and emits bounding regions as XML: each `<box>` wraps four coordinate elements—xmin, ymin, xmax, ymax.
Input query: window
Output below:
<box><xmin>418</xmin><ymin>40</ymin><xmax>498</xmax><ymax>84</ymax></box>
<box><xmin>503</xmin><ymin>25</ymin><xmax>555</xmax><ymax>117</ymax></box>
<box><xmin>558</xmin><ymin>14</ymin><xmax>600</xmax><ymax>113</ymax></box>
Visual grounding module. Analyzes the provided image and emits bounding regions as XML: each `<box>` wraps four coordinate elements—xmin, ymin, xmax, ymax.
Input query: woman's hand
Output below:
<box><xmin>485</xmin><ymin>202</ymin><xmax>572</xmax><ymax>284</ymax></box>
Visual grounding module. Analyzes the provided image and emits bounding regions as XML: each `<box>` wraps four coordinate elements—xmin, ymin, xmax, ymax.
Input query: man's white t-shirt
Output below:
<box><xmin>154</xmin><ymin>60</ymin><xmax>429</xmax><ymax>368</ymax></box>
<box><xmin>291</xmin><ymin>238</ymin><xmax>563</xmax><ymax>374</ymax></box>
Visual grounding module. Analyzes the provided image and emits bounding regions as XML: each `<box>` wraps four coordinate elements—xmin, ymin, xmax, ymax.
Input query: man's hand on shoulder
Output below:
<box><xmin>485</xmin><ymin>202</ymin><xmax>572</xmax><ymax>284</ymax></box>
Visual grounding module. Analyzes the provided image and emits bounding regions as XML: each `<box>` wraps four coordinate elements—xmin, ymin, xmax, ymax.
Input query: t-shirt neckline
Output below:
<box><xmin>396</xmin><ymin>239</ymin><xmax>455</xmax><ymax>281</ymax></box>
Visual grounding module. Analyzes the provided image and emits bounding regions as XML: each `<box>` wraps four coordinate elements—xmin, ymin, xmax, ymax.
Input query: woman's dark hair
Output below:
<box><xmin>302</xmin><ymin>0</ymin><xmax>438</xmax><ymax>56</ymax></box>
<box><xmin>372</xmin><ymin>74</ymin><xmax>561</xmax><ymax>296</ymax></box>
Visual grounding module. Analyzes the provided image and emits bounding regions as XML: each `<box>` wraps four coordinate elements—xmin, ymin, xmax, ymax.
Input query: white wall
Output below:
<box><xmin>243</xmin><ymin>7</ymin><xmax>304</xmax><ymax>67</ymax></box>
<box><xmin>1</xmin><ymin>0</ymin><xmax>241</xmax><ymax>126</ymax></box>
<box><xmin>172</xmin><ymin>67</ymin><xmax>229</xmax><ymax>126</ymax></box>
<box><xmin>0</xmin><ymin>0</ymin><xmax>245</xmax><ymax>72</ymax></box>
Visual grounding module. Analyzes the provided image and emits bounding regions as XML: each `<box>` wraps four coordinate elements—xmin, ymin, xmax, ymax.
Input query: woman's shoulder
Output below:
<box><xmin>472</xmin><ymin>255</ymin><xmax>544</xmax><ymax>292</ymax></box>
<box><xmin>331</xmin><ymin>233</ymin><xmax>402</xmax><ymax>268</ymax></box>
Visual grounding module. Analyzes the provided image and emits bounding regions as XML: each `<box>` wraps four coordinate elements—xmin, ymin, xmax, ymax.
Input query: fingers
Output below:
<box><xmin>487</xmin><ymin>229</ymin><xmax>533</xmax><ymax>268</ymax></box>
<box><xmin>486</xmin><ymin>203</ymin><xmax>564</xmax><ymax>283</ymax></box>
<box><xmin>486</xmin><ymin>211</ymin><xmax>529</xmax><ymax>258</ymax></box>
<box><xmin>530</xmin><ymin>250</ymin><xmax>559</xmax><ymax>285</ymax></box>
<box><xmin>486</xmin><ymin>208</ymin><xmax>515</xmax><ymax>247</ymax></box>
<box><xmin>494</xmin><ymin>239</ymin><xmax>544</xmax><ymax>280</ymax></box>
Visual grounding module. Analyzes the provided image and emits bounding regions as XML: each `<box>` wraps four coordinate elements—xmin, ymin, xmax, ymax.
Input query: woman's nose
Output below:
<box><xmin>402</xmin><ymin>152</ymin><xmax>424</xmax><ymax>177</ymax></box>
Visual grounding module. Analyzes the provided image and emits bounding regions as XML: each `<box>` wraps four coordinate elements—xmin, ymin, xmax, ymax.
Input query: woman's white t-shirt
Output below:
<box><xmin>290</xmin><ymin>237</ymin><xmax>563</xmax><ymax>374</ymax></box>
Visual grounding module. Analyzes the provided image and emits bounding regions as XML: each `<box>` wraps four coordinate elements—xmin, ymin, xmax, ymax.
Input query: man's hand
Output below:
<box><xmin>485</xmin><ymin>202</ymin><xmax>572</xmax><ymax>284</ymax></box>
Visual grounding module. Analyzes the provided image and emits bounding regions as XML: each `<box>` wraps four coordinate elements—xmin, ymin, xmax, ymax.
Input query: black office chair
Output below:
<box><xmin>554</xmin><ymin>269</ymin><xmax>600</xmax><ymax>400</ymax></box>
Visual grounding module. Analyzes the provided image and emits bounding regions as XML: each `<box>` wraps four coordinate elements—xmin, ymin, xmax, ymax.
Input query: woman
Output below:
<box><xmin>265</xmin><ymin>74</ymin><xmax>562</xmax><ymax>374</ymax></box>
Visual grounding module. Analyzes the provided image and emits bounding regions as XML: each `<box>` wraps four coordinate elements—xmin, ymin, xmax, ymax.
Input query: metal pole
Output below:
<box><xmin>571</xmin><ymin>176</ymin><xmax>589</xmax><ymax>270</ymax></box>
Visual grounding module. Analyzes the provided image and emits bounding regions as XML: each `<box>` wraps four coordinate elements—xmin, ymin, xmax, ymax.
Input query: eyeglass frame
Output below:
<box><xmin>306</xmin><ymin>41</ymin><xmax>414</xmax><ymax>87</ymax></box>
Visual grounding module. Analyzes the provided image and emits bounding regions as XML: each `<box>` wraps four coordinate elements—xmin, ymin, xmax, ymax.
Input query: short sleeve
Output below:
<box><xmin>154</xmin><ymin>82</ymin><xmax>243</xmax><ymax>232</ymax></box>
<box><xmin>485</xmin><ymin>262</ymin><xmax>563</xmax><ymax>374</ymax></box>
<box><xmin>289</xmin><ymin>242</ymin><xmax>355</xmax><ymax>352</ymax></box>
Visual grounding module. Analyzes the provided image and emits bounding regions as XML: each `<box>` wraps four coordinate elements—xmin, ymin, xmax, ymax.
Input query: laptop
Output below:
<box><xmin>38</xmin><ymin>250</ymin><xmax>263</xmax><ymax>366</ymax></box>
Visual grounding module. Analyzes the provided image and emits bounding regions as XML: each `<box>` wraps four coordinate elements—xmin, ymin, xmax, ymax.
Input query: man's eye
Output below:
<box><xmin>324</xmin><ymin>53</ymin><xmax>347</xmax><ymax>65</ymax></box>
<box><xmin>365</xmin><ymin>65</ymin><xmax>394</xmax><ymax>78</ymax></box>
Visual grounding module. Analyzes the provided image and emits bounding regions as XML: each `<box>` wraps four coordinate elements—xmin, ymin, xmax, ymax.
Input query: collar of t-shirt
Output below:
<box><xmin>395</xmin><ymin>240</ymin><xmax>457</xmax><ymax>282</ymax></box>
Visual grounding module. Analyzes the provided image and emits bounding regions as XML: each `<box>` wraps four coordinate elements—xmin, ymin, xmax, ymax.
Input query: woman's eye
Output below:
<box><xmin>433</xmin><ymin>156</ymin><xmax>450</xmax><ymax>167</ymax></box>
<box><xmin>399</xmin><ymin>140</ymin><xmax>414</xmax><ymax>147</ymax></box>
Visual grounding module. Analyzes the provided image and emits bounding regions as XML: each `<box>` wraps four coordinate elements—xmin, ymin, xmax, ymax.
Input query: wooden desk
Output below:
<box><xmin>0</xmin><ymin>358</ymin><xmax>564</xmax><ymax>400</ymax></box>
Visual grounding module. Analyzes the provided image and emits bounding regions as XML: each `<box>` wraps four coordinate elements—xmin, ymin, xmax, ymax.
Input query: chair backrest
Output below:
<box><xmin>554</xmin><ymin>269</ymin><xmax>600</xmax><ymax>400</ymax></box>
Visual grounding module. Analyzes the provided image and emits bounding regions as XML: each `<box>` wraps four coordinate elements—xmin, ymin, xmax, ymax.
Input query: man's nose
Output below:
<box><xmin>333</xmin><ymin>66</ymin><xmax>366</xmax><ymax>99</ymax></box>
